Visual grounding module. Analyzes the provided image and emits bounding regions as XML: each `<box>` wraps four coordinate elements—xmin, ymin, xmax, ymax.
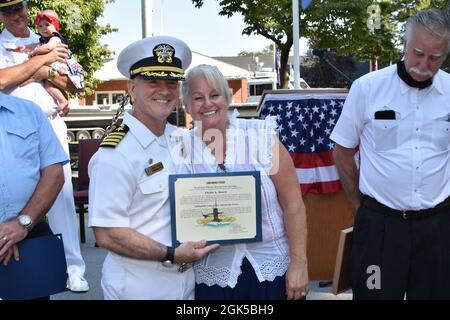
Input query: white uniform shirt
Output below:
<box><xmin>88</xmin><ymin>111</ymin><xmax>195</xmax><ymax>299</ymax></box>
<box><xmin>191</xmin><ymin>111</ymin><xmax>290</xmax><ymax>288</ymax></box>
<box><xmin>331</xmin><ymin>64</ymin><xmax>450</xmax><ymax>210</ymax></box>
<box><xmin>0</xmin><ymin>29</ymin><xmax>57</xmax><ymax>117</ymax></box>
<box><xmin>88</xmin><ymin>111</ymin><xmax>190</xmax><ymax>245</ymax></box>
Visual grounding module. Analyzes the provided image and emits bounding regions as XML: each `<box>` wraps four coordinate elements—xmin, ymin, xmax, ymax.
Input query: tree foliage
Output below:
<box><xmin>306</xmin><ymin>0</ymin><xmax>448</xmax><ymax>61</ymax></box>
<box><xmin>27</xmin><ymin>0</ymin><xmax>117</xmax><ymax>94</ymax></box>
<box><xmin>302</xmin><ymin>54</ymin><xmax>358</xmax><ymax>88</ymax></box>
<box><xmin>238</xmin><ymin>44</ymin><xmax>274</xmax><ymax>56</ymax></box>
<box><xmin>192</xmin><ymin>0</ymin><xmax>449</xmax><ymax>87</ymax></box>
<box><xmin>192</xmin><ymin>0</ymin><xmax>306</xmax><ymax>87</ymax></box>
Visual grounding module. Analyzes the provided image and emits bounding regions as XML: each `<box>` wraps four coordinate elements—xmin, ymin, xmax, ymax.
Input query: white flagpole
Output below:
<box><xmin>141</xmin><ymin>0</ymin><xmax>153</xmax><ymax>38</ymax></box>
<box><xmin>160</xmin><ymin>0</ymin><xmax>164</xmax><ymax>34</ymax></box>
<box><xmin>292</xmin><ymin>0</ymin><xmax>300</xmax><ymax>89</ymax></box>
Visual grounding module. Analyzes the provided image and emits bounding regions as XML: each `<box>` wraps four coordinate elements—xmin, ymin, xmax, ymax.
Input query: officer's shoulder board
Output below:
<box><xmin>100</xmin><ymin>124</ymin><xmax>129</xmax><ymax>148</ymax></box>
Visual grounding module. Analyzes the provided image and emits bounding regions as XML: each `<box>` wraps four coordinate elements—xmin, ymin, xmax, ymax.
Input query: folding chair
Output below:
<box><xmin>73</xmin><ymin>139</ymin><xmax>101</xmax><ymax>243</ymax></box>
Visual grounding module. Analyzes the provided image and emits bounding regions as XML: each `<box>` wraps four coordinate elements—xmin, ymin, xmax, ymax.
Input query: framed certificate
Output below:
<box><xmin>169</xmin><ymin>171</ymin><xmax>262</xmax><ymax>246</ymax></box>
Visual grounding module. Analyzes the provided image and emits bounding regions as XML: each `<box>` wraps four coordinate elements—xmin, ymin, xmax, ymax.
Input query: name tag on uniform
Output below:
<box><xmin>145</xmin><ymin>162</ymin><xmax>164</xmax><ymax>176</ymax></box>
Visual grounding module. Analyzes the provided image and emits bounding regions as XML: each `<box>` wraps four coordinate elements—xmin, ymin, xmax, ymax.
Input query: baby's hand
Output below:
<box><xmin>28</xmin><ymin>50</ymin><xmax>36</xmax><ymax>59</ymax></box>
<box><xmin>9</xmin><ymin>45</ymin><xmax>29</xmax><ymax>53</ymax></box>
<box><xmin>16</xmin><ymin>45</ymin><xmax>27</xmax><ymax>52</ymax></box>
<box><xmin>57</xmin><ymin>98</ymin><xmax>70</xmax><ymax>117</ymax></box>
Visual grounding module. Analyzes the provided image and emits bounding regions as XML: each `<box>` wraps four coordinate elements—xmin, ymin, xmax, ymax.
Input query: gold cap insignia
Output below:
<box><xmin>153</xmin><ymin>44</ymin><xmax>174</xmax><ymax>64</ymax></box>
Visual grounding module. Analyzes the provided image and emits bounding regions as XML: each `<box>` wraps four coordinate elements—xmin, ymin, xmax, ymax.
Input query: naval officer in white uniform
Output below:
<box><xmin>88</xmin><ymin>36</ymin><xmax>219</xmax><ymax>300</ymax></box>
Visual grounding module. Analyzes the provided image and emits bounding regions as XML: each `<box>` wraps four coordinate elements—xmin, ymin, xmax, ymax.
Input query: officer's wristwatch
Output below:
<box><xmin>161</xmin><ymin>246</ymin><xmax>175</xmax><ymax>267</ymax></box>
<box><xmin>17</xmin><ymin>214</ymin><xmax>33</xmax><ymax>231</ymax></box>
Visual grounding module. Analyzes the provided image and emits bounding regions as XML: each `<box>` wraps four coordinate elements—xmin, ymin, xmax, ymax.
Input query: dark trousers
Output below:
<box><xmin>26</xmin><ymin>220</ymin><xmax>53</xmax><ymax>300</ymax></box>
<box><xmin>27</xmin><ymin>219</ymin><xmax>53</xmax><ymax>240</ymax></box>
<box><xmin>195</xmin><ymin>257</ymin><xmax>287</xmax><ymax>300</ymax></box>
<box><xmin>350</xmin><ymin>202</ymin><xmax>450</xmax><ymax>300</ymax></box>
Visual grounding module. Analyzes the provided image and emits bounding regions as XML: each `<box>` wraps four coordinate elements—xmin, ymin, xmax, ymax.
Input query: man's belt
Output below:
<box><xmin>362</xmin><ymin>195</ymin><xmax>450</xmax><ymax>220</ymax></box>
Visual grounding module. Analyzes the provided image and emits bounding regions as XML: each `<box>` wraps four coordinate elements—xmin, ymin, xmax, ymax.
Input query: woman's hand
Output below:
<box><xmin>285</xmin><ymin>261</ymin><xmax>309</xmax><ymax>300</ymax></box>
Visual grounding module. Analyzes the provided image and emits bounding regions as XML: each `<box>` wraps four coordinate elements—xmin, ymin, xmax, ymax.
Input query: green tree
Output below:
<box><xmin>192</xmin><ymin>0</ymin><xmax>449</xmax><ymax>87</ymax></box>
<box><xmin>307</xmin><ymin>0</ymin><xmax>447</xmax><ymax>63</ymax></box>
<box><xmin>305</xmin><ymin>0</ymin><xmax>397</xmax><ymax>63</ymax></box>
<box><xmin>192</xmin><ymin>0</ymin><xmax>307</xmax><ymax>88</ymax></box>
<box><xmin>238</xmin><ymin>44</ymin><xmax>274</xmax><ymax>56</ymax></box>
<box><xmin>27</xmin><ymin>0</ymin><xmax>117</xmax><ymax>94</ymax></box>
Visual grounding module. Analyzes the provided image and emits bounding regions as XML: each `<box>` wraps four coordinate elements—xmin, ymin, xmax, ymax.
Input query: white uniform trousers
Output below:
<box><xmin>46</xmin><ymin>115</ymin><xmax>86</xmax><ymax>274</ymax></box>
<box><xmin>101</xmin><ymin>254</ymin><xmax>195</xmax><ymax>300</ymax></box>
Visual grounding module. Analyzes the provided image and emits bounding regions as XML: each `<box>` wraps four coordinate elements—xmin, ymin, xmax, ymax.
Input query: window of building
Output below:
<box><xmin>95</xmin><ymin>91</ymin><xmax>126</xmax><ymax>105</ymax></box>
<box><xmin>249</xmin><ymin>83</ymin><xmax>273</xmax><ymax>96</ymax></box>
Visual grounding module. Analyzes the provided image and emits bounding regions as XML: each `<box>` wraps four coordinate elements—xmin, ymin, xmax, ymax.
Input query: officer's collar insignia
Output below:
<box><xmin>145</xmin><ymin>161</ymin><xmax>164</xmax><ymax>176</ymax></box>
<box><xmin>100</xmin><ymin>124</ymin><xmax>129</xmax><ymax>148</ymax></box>
<box><xmin>170</xmin><ymin>134</ymin><xmax>182</xmax><ymax>143</ymax></box>
<box><xmin>153</xmin><ymin>44</ymin><xmax>174</xmax><ymax>64</ymax></box>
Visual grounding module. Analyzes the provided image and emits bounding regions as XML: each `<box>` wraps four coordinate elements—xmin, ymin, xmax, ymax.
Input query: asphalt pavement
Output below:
<box><xmin>51</xmin><ymin>218</ymin><xmax>352</xmax><ymax>300</ymax></box>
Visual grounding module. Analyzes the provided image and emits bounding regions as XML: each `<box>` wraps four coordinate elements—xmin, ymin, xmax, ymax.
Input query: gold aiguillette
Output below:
<box><xmin>177</xmin><ymin>263</ymin><xmax>190</xmax><ymax>273</ymax></box>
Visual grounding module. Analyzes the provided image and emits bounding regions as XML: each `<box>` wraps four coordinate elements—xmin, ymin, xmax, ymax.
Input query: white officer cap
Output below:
<box><xmin>117</xmin><ymin>36</ymin><xmax>192</xmax><ymax>81</ymax></box>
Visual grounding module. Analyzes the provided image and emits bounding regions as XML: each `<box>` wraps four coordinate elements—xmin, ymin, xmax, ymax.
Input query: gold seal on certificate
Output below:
<box><xmin>169</xmin><ymin>171</ymin><xmax>262</xmax><ymax>245</ymax></box>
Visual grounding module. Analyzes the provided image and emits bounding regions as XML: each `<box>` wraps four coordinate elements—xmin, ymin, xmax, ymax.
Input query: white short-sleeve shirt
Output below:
<box><xmin>88</xmin><ymin>111</ymin><xmax>190</xmax><ymax>245</ymax></box>
<box><xmin>88</xmin><ymin>111</ymin><xmax>195</xmax><ymax>299</ymax></box>
<box><xmin>331</xmin><ymin>64</ymin><xmax>450</xmax><ymax>210</ymax></box>
<box><xmin>0</xmin><ymin>28</ymin><xmax>58</xmax><ymax>117</ymax></box>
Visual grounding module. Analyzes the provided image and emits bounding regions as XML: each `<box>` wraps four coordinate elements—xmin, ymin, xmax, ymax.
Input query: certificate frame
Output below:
<box><xmin>169</xmin><ymin>171</ymin><xmax>262</xmax><ymax>246</ymax></box>
<box><xmin>332</xmin><ymin>227</ymin><xmax>353</xmax><ymax>295</ymax></box>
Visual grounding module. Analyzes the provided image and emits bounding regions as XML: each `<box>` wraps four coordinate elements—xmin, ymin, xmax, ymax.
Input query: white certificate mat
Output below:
<box><xmin>169</xmin><ymin>171</ymin><xmax>262</xmax><ymax>245</ymax></box>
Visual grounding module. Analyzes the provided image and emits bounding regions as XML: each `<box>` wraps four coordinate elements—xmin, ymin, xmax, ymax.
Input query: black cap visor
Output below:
<box><xmin>0</xmin><ymin>0</ymin><xmax>26</xmax><ymax>13</ymax></box>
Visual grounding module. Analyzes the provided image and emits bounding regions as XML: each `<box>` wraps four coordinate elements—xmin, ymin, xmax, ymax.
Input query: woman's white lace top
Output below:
<box><xmin>192</xmin><ymin>110</ymin><xmax>290</xmax><ymax>288</ymax></box>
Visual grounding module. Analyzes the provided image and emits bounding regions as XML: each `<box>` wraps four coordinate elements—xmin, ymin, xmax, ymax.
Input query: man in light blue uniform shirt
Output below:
<box><xmin>0</xmin><ymin>92</ymin><xmax>68</xmax><ymax>299</ymax></box>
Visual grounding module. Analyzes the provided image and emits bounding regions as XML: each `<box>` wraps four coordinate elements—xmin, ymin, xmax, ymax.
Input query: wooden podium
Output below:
<box><xmin>304</xmin><ymin>190</ymin><xmax>355</xmax><ymax>280</ymax></box>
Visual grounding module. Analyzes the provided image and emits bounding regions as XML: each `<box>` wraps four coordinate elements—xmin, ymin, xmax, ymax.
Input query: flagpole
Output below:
<box><xmin>141</xmin><ymin>0</ymin><xmax>153</xmax><ymax>38</ymax></box>
<box><xmin>292</xmin><ymin>0</ymin><xmax>300</xmax><ymax>89</ymax></box>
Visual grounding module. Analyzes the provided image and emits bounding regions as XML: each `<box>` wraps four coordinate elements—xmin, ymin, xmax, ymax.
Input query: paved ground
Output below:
<box><xmin>52</xmin><ymin>222</ymin><xmax>352</xmax><ymax>300</ymax></box>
